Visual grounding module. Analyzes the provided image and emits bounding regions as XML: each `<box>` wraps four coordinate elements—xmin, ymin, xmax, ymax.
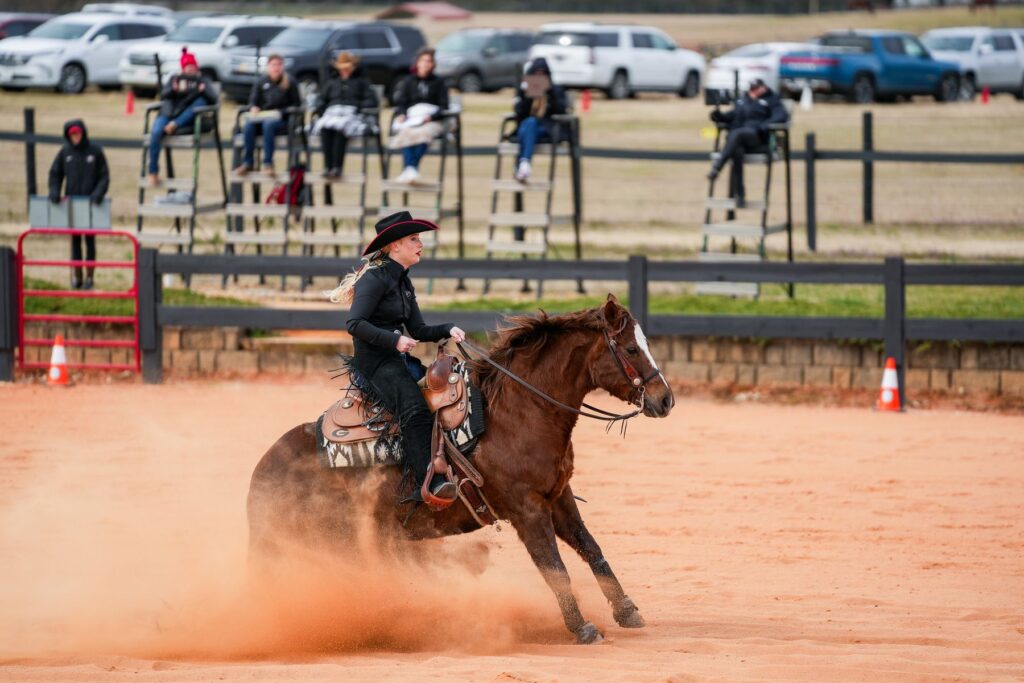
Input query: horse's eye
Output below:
<box><xmin>626</xmin><ymin>345</ymin><xmax>639</xmax><ymax>356</ymax></box>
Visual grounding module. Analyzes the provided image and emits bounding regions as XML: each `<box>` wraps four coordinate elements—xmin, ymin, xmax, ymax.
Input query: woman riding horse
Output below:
<box><xmin>328</xmin><ymin>211</ymin><xmax>467</xmax><ymax>508</ymax></box>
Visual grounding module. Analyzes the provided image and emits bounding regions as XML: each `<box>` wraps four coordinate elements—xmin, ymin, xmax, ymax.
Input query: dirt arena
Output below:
<box><xmin>0</xmin><ymin>380</ymin><xmax>1021</xmax><ymax>682</ymax></box>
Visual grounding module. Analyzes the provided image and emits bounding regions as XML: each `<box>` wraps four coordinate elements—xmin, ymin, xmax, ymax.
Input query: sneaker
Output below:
<box><xmin>514</xmin><ymin>159</ymin><xmax>532</xmax><ymax>182</ymax></box>
<box><xmin>233</xmin><ymin>163</ymin><xmax>252</xmax><ymax>176</ymax></box>
<box><xmin>262</xmin><ymin>164</ymin><xmax>276</xmax><ymax>178</ymax></box>
<box><xmin>147</xmin><ymin>173</ymin><xmax>161</xmax><ymax>188</ymax></box>
<box><xmin>328</xmin><ymin>168</ymin><xmax>342</xmax><ymax>179</ymax></box>
<box><xmin>83</xmin><ymin>277</ymin><xmax>94</xmax><ymax>291</ymax></box>
<box><xmin>71</xmin><ymin>277</ymin><xmax>82</xmax><ymax>290</ymax></box>
<box><xmin>706</xmin><ymin>168</ymin><xmax>719</xmax><ymax>182</ymax></box>
<box><xmin>395</xmin><ymin>167</ymin><xmax>417</xmax><ymax>184</ymax></box>
<box><xmin>407</xmin><ymin>167</ymin><xmax>421</xmax><ymax>184</ymax></box>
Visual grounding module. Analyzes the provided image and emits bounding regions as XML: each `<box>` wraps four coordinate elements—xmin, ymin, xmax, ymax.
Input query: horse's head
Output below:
<box><xmin>590</xmin><ymin>294</ymin><xmax>675</xmax><ymax>418</ymax></box>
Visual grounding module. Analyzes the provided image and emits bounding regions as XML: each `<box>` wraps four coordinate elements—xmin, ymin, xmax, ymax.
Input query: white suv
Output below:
<box><xmin>529</xmin><ymin>22</ymin><xmax>705</xmax><ymax>99</ymax></box>
<box><xmin>921</xmin><ymin>27</ymin><xmax>1024</xmax><ymax>99</ymax></box>
<box><xmin>119</xmin><ymin>15</ymin><xmax>296</xmax><ymax>95</ymax></box>
<box><xmin>0</xmin><ymin>12</ymin><xmax>172</xmax><ymax>93</ymax></box>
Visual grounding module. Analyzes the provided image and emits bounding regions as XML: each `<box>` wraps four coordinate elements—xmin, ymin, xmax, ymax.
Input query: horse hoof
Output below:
<box><xmin>575</xmin><ymin>622</ymin><xmax>603</xmax><ymax>644</ymax></box>
<box><xmin>614</xmin><ymin>597</ymin><xmax>646</xmax><ymax>628</ymax></box>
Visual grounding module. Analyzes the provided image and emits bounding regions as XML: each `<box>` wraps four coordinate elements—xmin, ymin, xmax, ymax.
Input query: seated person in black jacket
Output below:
<box><xmin>147</xmin><ymin>48</ymin><xmax>215</xmax><ymax>187</ymax></box>
<box><xmin>707</xmin><ymin>78</ymin><xmax>789</xmax><ymax>207</ymax></box>
<box><xmin>390</xmin><ymin>47</ymin><xmax>449</xmax><ymax>184</ymax></box>
<box><xmin>311</xmin><ymin>51</ymin><xmax>379</xmax><ymax>179</ymax></box>
<box><xmin>512</xmin><ymin>57</ymin><xmax>570</xmax><ymax>183</ymax></box>
<box><xmin>235</xmin><ymin>54</ymin><xmax>300</xmax><ymax>178</ymax></box>
<box><xmin>48</xmin><ymin>119</ymin><xmax>109</xmax><ymax>290</ymax></box>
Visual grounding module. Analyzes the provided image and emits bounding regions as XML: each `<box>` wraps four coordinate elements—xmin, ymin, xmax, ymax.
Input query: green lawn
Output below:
<box><xmin>22</xmin><ymin>277</ymin><xmax>257</xmax><ymax>317</ymax></box>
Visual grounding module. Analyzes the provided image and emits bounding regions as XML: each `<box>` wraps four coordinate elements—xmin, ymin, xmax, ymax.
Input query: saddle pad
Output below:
<box><xmin>317</xmin><ymin>359</ymin><xmax>486</xmax><ymax>470</ymax></box>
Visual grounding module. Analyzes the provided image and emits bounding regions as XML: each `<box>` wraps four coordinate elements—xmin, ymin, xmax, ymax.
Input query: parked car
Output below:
<box><xmin>705</xmin><ymin>42</ymin><xmax>817</xmax><ymax>98</ymax></box>
<box><xmin>0</xmin><ymin>13</ymin><xmax>54</xmax><ymax>41</ymax></box>
<box><xmin>528</xmin><ymin>22</ymin><xmax>705</xmax><ymax>99</ymax></box>
<box><xmin>120</xmin><ymin>14</ymin><xmax>296</xmax><ymax>96</ymax></box>
<box><xmin>921</xmin><ymin>27</ymin><xmax>1024</xmax><ymax>99</ymax></box>
<box><xmin>0</xmin><ymin>12</ymin><xmax>172</xmax><ymax>93</ymax></box>
<box><xmin>80</xmin><ymin>3</ymin><xmax>173</xmax><ymax>19</ymax></box>
<box><xmin>222</xmin><ymin>20</ymin><xmax>425</xmax><ymax>105</ymax></box>
<box><xmin>435</xmin><ymin>28</ymin><xmax>534</xmax><ymax>92</ymax></box>
<box><xmin>778</xmin><ymin>30</ymin><xmax>961</xmax><ymax>103</ymax></box>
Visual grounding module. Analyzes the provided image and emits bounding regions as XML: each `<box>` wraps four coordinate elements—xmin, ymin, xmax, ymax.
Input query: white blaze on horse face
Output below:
<box><xmin>633</xmin><ymin>322</ymin><xmax>669</xmax><ymax>387</ymax></box>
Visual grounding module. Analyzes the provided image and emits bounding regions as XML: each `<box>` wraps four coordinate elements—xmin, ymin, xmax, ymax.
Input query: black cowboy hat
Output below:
<box><xmin>363</xmin><ymin>211</ymin><xmax>438</xmax><ymax>256</ymax></box>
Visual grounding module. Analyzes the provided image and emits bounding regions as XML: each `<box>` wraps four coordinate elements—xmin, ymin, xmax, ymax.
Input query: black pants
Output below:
<box><xmin>70</xmin><ymin>234</ymin><xmax>96</xmax><ymax>280</ymax></box>
<box><xmin>354</xmin><ymin>342</ymin><xmax>434</xmax><ymax>488</ymax></box>
<box><xmin>320</xmin><ymin>129</ymin><xmax>349</xmax><ymax>172</ymax></box>
<box><xmin>714</xmin><ymin>126</ymin><xmax>766</xmax><ymax>201</ymax></box>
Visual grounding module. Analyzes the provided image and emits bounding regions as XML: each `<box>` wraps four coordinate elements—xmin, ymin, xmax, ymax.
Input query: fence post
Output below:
<box><xmin>0</xmin><ymin>246</ymin><xmax>16</xmax><ymax>382</ymax></box>
<box><xmin>883</xmin><ymin>256</ymin><xmax>906</xmax><ymax>410</ymax></box>
<box><xmin>805</xmin><ymin>132</ymin><xmax>817</xmax><ymax>251</ymax></box>
<box><xmin>24</xmin><ymin>107</ymin><xmax>37</xmax><ymax>202</ymax></box>
<box><xmin>138</xmin><ymin>248</ymin><xmax>163</xmax><ymax>384</ymax></box>
<box><xmin>627</xmin><ymin>254</ymin><xmax>649</xmax><ymax>332</ymax></box>
<box><xmin>863</xmin><ymin>111</ymin><xmax>874</xmax><ymax>224</ymax></box>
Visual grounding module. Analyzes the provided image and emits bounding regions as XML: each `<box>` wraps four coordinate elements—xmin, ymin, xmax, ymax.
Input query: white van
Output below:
<box><xmin>528</xmin><ymin>22</ymin><xmax>705</xmax><ymax>99</ymax></box>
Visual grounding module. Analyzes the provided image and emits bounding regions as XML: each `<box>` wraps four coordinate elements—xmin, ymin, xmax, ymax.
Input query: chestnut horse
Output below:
<box><xmin>247</xmin><ymin>295</ymin><xmax>675</xmax><ymax>644</ymax></box>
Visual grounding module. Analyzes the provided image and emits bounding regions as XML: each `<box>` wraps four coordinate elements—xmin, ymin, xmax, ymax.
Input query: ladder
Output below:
<box><xmin>224</xmin><ymin>106</ymin><xmax>307</xmax><ymax>290</ymax></box>
<box><xmin>295</xmin><ymin>104</ymin><xmax>384</xmax><ymax>292</ymax></box>
<box><xmin>484</xmin><ymin>113</ymin><xmax>582</xmax><ymax>298</ymax></box>
<box><xmin>136</xmin><ymin>101</ymin><xmax>228</xmax><ymax>273</ymax></box>
<box><xmin>698</xmin><ymin>120</ymin><xmax>793</xmax><ymax>298</ymax></box>
<box><xmin>379</xmin><ymin>108</ymin><xmax>466</xmax><ymax>290</ymax></box>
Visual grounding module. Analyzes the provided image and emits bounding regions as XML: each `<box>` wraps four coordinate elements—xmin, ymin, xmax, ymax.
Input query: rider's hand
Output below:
<box><xmin>449</xmin><ymin>326</ymin><xmax>466</xmax><ymax>343</ymax></box>
<box><xmin>396</xmin><ymin>335</ymin><xmax>418</xmax><ymax>353</ymax></box>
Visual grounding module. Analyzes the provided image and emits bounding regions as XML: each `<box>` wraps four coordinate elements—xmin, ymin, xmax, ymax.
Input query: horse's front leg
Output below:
<box><xmin>512</xmin><ymin>502</ymin><xmax>603</xmax><ymax>644</ymax></box>
<box><xmin>552</xmin><ymin>484</ymin><xmax>645</xmax><ymax>628</ymax></box>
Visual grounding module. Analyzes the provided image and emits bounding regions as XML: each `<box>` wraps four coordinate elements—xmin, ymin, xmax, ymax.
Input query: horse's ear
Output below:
<box><xmin>601</xmin><ymin>293</ymin><xmax>627</xmax><ymax>327</ymax></box>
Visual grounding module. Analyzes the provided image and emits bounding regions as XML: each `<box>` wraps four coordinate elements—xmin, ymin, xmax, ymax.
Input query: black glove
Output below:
<box><xmin>48</xmin><ymin>194</ymin><xmax>61</xmax><ymax>204</ymax></box>
<box><xmin>709</xmin><ymin>110</ymin><xmax>724</xmax><ymax>123</ymax></box>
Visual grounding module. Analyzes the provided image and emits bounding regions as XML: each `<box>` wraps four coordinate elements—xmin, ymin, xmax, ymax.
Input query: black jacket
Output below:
<box><xmin>248</xmin><ymin>72</ymin><xmax>300</xmax><ymax>112</ymax></box>
<box><xmin>715</xmin><ymin>87</ymin><xmax>789</xmax><ymax>137</ymax></box>
<box><xmin>346</xmin><ymin>257</ymin><xmax>453</xmax><ymax>349</ymax></box>
<box><xmin>48</xmin><ymin>119</ymin><xmax>109</xmax><ymax>204</ymax></box>
<box><xmin>391</xmin><ymin>71</ymin><xmax>448</xmax><ymax>117</ymax></box>
<box><xmin>158</xmin><ymin>72</ymin><xmax>216</xmax><ymax>119</ymax></box>
<box><xmin>513</xmin><ymin>83</ymin><xmax>569</xmax><ymax>124</ymax></box>
<box><xmin>316</xmin><ymin>67</ymin><xmax>378</xmax><ymax>117</ymax></box>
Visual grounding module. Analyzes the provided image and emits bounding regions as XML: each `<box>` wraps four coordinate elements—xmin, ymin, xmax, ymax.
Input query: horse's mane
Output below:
<box><xmin>469</xmin><ymin>308</ymin><xmax>604</xmax><ymax>404</ymax></box>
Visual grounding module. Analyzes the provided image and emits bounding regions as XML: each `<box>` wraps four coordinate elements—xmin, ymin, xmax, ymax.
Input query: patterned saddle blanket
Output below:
<box><xmin>316</xmin><ymin>356</ymin><xmax>485</xmax><ymax>469</ymax></box>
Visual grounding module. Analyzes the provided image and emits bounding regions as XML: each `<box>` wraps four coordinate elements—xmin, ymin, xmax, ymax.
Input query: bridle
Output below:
<box><xmin>453</xmin><ymin>313</ymin><xmax>661</xmax><ymax>426</ymax></box>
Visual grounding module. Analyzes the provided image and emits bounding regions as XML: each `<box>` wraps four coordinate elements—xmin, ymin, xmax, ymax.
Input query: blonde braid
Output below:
<box><xmin>325</xmin><ymin>249</ymin><xmax>388</xmax><ymax>304</ymax></box>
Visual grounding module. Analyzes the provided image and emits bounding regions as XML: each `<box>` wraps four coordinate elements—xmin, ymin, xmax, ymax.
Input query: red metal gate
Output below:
<box><xmin>16</xmin><ymin>228</ymin><xmax>141</xmax><ymax>373</ymax></box>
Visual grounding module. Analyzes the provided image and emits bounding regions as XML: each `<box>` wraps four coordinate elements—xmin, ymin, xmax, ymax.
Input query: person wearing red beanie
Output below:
<box><xmin>146</xmin><ymin>47</ymin><xmax>215</xmax><ymax>186</ymax></box>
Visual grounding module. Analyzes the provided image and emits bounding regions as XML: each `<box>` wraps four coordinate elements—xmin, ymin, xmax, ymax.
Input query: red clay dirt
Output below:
<box><xmin>0</xmin><ymin>380</ymin><xmax>1021</xmax><ymax>682</ymax></box>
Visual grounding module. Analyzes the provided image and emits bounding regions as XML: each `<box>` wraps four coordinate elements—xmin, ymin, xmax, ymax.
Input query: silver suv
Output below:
<box><xmin>435</xmin><ymin>28</ymin><xmax>534</xmax><ymax>92</ymax></box>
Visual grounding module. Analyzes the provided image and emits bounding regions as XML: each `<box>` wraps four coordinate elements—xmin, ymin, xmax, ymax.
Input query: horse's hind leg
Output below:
<box><xmin>552</xmin><ymin>484</ymin><xmax>645</xmax><ymax>629</ymax></box>
<box><xmin>512</xmin><ymin>503</ymin><xmax>602</xmax><ymax>644</ymax></box>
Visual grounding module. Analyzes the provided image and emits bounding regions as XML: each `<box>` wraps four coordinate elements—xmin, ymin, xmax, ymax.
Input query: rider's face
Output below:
<box><xmin>387</xmin><ymin>234</ymin><xmax>423</xmax><ymax>268</ymax></box>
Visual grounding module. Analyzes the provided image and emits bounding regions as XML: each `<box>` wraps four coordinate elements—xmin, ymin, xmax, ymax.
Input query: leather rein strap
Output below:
<box><xmin>454</xmin><ymin>320</ymin><xmax>649</xmax><ymax>424</ymax></box>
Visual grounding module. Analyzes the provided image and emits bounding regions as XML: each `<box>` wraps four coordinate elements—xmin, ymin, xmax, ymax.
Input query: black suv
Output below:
<box><xmin>222</xmin><ymin>20</ymin><xmax>425</xmax><ymax>105</ymax></box>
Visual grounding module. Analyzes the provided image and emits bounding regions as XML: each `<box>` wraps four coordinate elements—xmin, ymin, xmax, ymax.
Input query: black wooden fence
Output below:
<box><xmin>5</xmin><ymin>108</ymin><xmax>1024</xmax><ymax>252</ymax></box>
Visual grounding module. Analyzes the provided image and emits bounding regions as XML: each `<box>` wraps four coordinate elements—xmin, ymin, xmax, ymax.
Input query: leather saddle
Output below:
<box><xmin>322</xmin><ymin>346</ymin><xmax>468</xmax><ymax>447</ymax></box>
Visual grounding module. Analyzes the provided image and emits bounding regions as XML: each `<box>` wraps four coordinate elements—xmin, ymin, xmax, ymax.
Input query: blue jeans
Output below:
<box><xmin>401</xmin><ymin>143</ymin><xmax>428</xmax><ymax>169</ymax></box>
<box><xmin>148</xmin><ymin>97</ymin><xmax>210</xmax><ymax>174</ymax></box>
<box><xmin>517</xmin><ymin>116</ymin><xmax>550</xmax><ymax>163</ymax></box>
<box><xmin>242</xmin><ymin>117</ymin><xmax>287</xmax><ymax>167</ymax></box>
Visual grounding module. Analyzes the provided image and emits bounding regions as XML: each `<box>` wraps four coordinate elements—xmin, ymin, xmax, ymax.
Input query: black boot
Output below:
<box><xmin>71</xmin><ymin>267</ymin><xmax>83</xmax><ymax>290</ymax></box>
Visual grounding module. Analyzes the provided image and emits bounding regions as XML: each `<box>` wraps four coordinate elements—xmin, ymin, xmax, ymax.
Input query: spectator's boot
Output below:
<box><xmin>83</xmin><ymin>267</ymin><xmax>95</xmax><ymax>291</ymax></box>
<box><xmin>71</xmin><ymin>267</ymin><xmax>83</xmax><ymax>290</ymax></box>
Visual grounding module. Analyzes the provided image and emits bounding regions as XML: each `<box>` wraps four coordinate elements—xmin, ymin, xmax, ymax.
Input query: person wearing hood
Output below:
<box><xmin>706</xmin><ymin>78</ymin><xmax>789</xmax><ymax>207</ymax></box>
<box><xmin>235</xmin><ymin>53</ymin><xmax>300</xmax><ymax>178</ymax></box>
<box><xmin>48</xmin><ymin>120</ymin><xmax>109</xmax><ymax>290</ymax></box>
<box><xmin>389</xmin><ymin>47</ymin><xmax>449</xmax><ymax>184</ymax></box>
<box><xmin>147</xmin><ymin>47</ymin><xmax>216</xmax><ymax>187</ymax></box>
<box><xmin>310</xmin><ymin>51</ymin><xmax>379</xmax><ymax>179</ymax></box>
<box><xmin>512</xmin><ymin>57</ymin><xmax>569</xmax><ymax>183</ymax></box>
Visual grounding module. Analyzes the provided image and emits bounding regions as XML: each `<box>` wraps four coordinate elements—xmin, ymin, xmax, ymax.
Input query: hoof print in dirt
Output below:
<box><xmin>575</xmin><ymin>622</ymin><xmax>604</xmax><ymax>644</ymax></box>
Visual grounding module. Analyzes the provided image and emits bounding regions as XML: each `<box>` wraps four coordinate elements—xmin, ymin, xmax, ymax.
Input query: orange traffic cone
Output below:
<box><xmin>47</xmin><ymin>334</ymin><xmax>70</xmax><ymax>387</ymax></box>
<box><xmin>581</xmin><ymin>88</ymin><xmax>591</xmax><ymax>114</ymax></box>
<box><xmin>125</xmin><ymin>89</ymin><xmax>135</xmax><ymax>115</ymax></box>
<box><xmin>876</xmin><ymin>357</ymin><xmax>900</xmax><ymax>412</ymax></box>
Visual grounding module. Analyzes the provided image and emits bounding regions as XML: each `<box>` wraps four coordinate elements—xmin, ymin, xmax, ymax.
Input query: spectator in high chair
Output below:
<box><xmin>310</xmin><ymin>51</ymin><xmax>379</xmax><ymax>180</ymax></box>
<box><xmin>147</xmin><ymin>47</ymin><xmax>216</xmax><ymax>187</ymax></box>
<box><xmin>235</xmin><ymin>53</ymin><xmax>300</xmax><ymax>179</ymax></box>
<box><xmin>511</xmin><ymin>57</ymin><xmax>570</xmax><ymax>183</ymax></box>
<box><xmin>389</xmin><ymin>47</ymin><xmax>449</xmax><ymax>185</ymax></box>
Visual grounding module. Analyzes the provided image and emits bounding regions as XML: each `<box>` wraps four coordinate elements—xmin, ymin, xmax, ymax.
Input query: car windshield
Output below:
<box><xmin>436</xmin><ymin>32</ymin><xmax>490</xmax><ymax>53</ymax></box>
<box><xmin>537</xmin><ymin>31</ymin><xmax>593</xmax><ymax>47</ymax></box>
<box><xmin>27</xmin><ymin>21</ymin><xmax>92</xmax><ymax>40</ymax></box>
<box><xmin>922</xmin><ymin>35</ymin><xmax>975</xmax><ymax>52</ymax></box>
<box><xmin>164</xmin><ymin>23</ymin><xmax>223</xmax><ymax>44</ymax></box>
<box><xmin>269</xmin><ymin>26</ymin><xmax>332</xmax><ymax>49</ymax></box>
<box><xmin>723</xmin><ymin>44</ymin><xmax>770</xmax><ymax>59</ymax></box>
<box><xmin>820</xmin><ymin>35</ymin><xmax>872</xmax><ymax>52</ymax></box>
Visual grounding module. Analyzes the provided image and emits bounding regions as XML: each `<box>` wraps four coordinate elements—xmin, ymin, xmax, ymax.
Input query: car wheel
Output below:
<box><xmin>457</xmin><ymin>71</ymin><xmax>483</xmax><ymax>93</ymax></box>
<box><xmin>57</xmin><ymin>64</ymin><xmax>86</xmax><ymax>94</ymax></box>
<box><xmin>959</xmin><ymin>74</ymin><xmax>976</xmax><ymax>101</ymax></box>
<box><xmin>850</xmin><ymin>74</ymin><xmax>874</xmax><ymax>104</ymax></box>
<box><xmin>935</xmin><ymin>73</ymin><xmax>959</xmax><ymax>103</ymax></box>
<box><xmin>98</xmin><ymin>83</ymin><xmax>121</xmax><ymax>92</ymax></box>
<box><xmin>607</xmin><ymin>70</ymin><xmax>630</xmax><ymax>100</ymax></box>
<box><xmin>131</xmin><ymin>85</ymin><xmax>157</xmax><ymax>99</ymax></box>
<box><xmin>298</xmin><ymin>75</ymin><xmax>319</xmax><ymax>110</ymax></box>
<box><xmin>1015</xmin><ymin>78</ymin><xmax>1024</xmax><ymax>101</ymax></box>
<box><xmin>679</xmin><ymin>70</ymin><xmax>700</xmax><ymax>98</ymax></box>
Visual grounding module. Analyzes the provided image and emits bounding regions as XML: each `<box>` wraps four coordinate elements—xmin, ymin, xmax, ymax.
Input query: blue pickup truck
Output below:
<box><xmin>779</xmin><ymin>30</ymin><xmax>961</xmax><ymax>103</ymax></box>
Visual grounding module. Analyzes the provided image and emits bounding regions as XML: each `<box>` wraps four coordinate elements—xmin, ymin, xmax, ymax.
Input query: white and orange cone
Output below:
<box><xmin>876</xmin><ymin>356</ymin><xmax>900</xmax><ymax>412</ymax></box>
<box><xmin>47</xmin><ymin>334</ymin><xmax>70</xmax><ymax>387</ymax></box>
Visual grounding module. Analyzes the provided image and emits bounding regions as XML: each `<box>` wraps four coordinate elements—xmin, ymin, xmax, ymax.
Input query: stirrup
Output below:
<box><xmin>421</xmin><ymin>480</ymin><xmax>457</xmax><ymax>511</ymax></box>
